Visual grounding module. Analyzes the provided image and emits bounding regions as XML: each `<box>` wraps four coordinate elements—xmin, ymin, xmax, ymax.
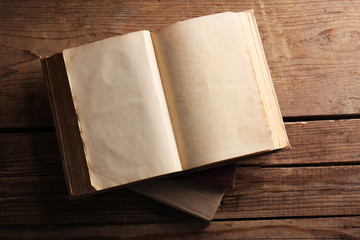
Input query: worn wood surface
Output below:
<box><xmin>240</xmin><ymin>119</ymin><xmax>360</xmax><ymax>166</ymax></box>
<box><xmin>1</xmin><ymin>0</ymin><xmax>360</xmax><ymax>239</ymax></box>
<box><xmin>2</xmin><ymin>165</ymin><xmax>360</xmax><ymax>226</ymax></box>
<box><xmin>1</xmin><ymin>217</ymin><xmax>360</xmax><ymax>239</ymax></box>
<box><xmin>1</xmin><ymin>0</ymin><xmax>360</xmax><ymax>127</ymax></box>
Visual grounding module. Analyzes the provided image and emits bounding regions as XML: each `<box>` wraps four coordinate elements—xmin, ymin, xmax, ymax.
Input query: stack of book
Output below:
<box><xmin>41</xmin><ymin>10</ymin><xmax>289</xmax><ymax>220</ymax></box>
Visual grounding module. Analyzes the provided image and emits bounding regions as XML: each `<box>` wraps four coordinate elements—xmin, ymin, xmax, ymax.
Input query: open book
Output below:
<box><xmin>41</xmin><ymin>11</ymin><xmax>289</xmax><ymax>198</ymax></box>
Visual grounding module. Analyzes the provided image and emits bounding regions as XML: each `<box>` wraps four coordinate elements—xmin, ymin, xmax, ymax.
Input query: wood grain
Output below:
<box><xmin>2</xmin><ymin>1</ymin><xmax>360</xmax><ymax>238</ymax></box>
<box><xmin>218</xmin><ymin>165</ymin><xmax>360</xmax><ymax>219</ymax></box>
<box><xmin>1</xmin><ymin>217</ymin><xmax>359</xmax><ymax>239</ymax></box>
<box><xmin>239</xmin><ymin>119</ymin><xmax>360</xmax><ymax>166</ymax></box>
<box><xmin>1</xmin><ymin>119</ymin><xmax>359</xmax><ymax>179</ymax></box>
<box><xmin>1</xmin><ymin>0</ymin><xmax>360</xmax><ymax>127</ymax></box>
<box><xmin>0</xmin><ymin>131</ymin><xmax>60</xmax><ymax>177</ymax></box>
<box><xmin>2</xmin><ymin>165</ymin><xmax>360</xmax><ymax>226</ymax></box>
<box><xmin>0</xmin><ymin>175</ymin><xmax>196</xmax><ymax>226</ymax></box>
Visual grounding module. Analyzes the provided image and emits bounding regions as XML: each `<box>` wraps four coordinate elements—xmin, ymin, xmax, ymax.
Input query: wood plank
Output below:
<box><xmin>0</xmin><ymin>131</ymin><xmax>61</xmax><ymax>176</ymax></box>
<box><xmin>217</xmin><ymin>165</ymin><xmax>360</xmax><ymax>219</ymax></box>
<box><xmin>0</xmin><ymin>60</ymin><xmax>53</xmax><ymax>127</ymax></box>
<box><xmin>2</xmin><ymin>165</ymin><xmax>360</xmax><ymax>226</ymax></box>
<box><xmin>239</xmin><ymin>119</ymin><xmax>360</xmax><ymax>166</ymax></box>
<box><xmin>1</xmin><ymin>0</ymin><xmax>360</xmax><ymax>127</ymax></box>
<box><xmin>1</xmin><ymin>119</ymin><xmax>359</xmax><ymax>178</ymax></box>
<box><xmin>0</xmin><ymin>175</ymin><xmax>195</xmax><ymax>226</ymax></box>
<box><xmin>1</xmin><ymin>217</ymin><xmax>360</xmax><ymax>239</ymax></box>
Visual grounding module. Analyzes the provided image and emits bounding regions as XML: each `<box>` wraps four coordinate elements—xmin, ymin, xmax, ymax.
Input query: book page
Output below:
<box><xmin>152</xmin><ymin>12</ymin><xmax>275</xmax><ymax>169</ymax></box>
<box><xmin>238</xmin><ymin>11</ymin><xmax>289</xmax><ymax>149</ymax></box>
<box><xmin>62</xmin><ymin>31</ymin><xmax>182</xmax><ymax>190</ymax></box>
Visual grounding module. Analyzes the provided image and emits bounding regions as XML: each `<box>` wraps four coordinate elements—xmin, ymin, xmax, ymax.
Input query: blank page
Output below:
<box><xmin>152</xmin><ymin>12</ymin><xmax>275</xmax><ymax>169</ymax></box>
<box><xmin>63</xmin><ymin>31</ymin><xmax>181</xmax><ymax>190</ymax></box>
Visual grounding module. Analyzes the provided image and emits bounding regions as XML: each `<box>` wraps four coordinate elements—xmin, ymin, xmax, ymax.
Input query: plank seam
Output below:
<box><xmin>1</xmin><ymin>214</ymin><xmax>360</xmax><ymax>230</ymax></box>
<box><xmin>284</xmin><ymin>114</ymin><xmax>360</xmax><ymax>122</ymax></box>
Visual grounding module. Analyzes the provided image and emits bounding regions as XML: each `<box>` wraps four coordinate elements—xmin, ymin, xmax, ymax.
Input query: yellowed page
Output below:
<box><xmin>238</xmin><ymin>11</ymin><xmax>289</xmax><ymax>149</ymax></box>
<box><xmin>63</xmin><ymin>31</ymin><xmax>182</xmax><ymax>190</ymax></box>
<box><xmin>152</xmin><ymin>12</ymin><xmax>274</xmax><ymax>169</ymax></box>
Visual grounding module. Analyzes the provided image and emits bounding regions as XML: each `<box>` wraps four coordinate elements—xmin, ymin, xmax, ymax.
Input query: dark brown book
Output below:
<box><xmin>130</xmin><ymin>164</ymin><xmax>237</xmax><ymax>220</ymax></box>
<box><xmin>41</xmin><ymin>11</ymin><xmax>289</xmax><ymax>198</ymax></box>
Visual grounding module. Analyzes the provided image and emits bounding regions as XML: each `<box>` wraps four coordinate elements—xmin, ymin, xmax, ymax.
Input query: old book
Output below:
<box><xmin>130</xmin><ymin>164</ymin><xmax>237</xmax><ymax>220</ymax></box>
<box><xmin>41</xmin><ymin>10</ymin><xmax>289</xmax><ymax>198</ymax></box>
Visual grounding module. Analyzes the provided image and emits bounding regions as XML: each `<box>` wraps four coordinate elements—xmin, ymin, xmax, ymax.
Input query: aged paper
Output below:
<box><xmin>63</xmin><ymin>31</ymin><xmax>181</xmax><ymax>190</ymax></box>
<box><xmin>152</xmin><ymin>12</ymin><xmax>275</xmax><ymax>169</ymax></box>
<box><xmin>238</xmin><ymin>11</ymin><xmax>289</xmax><ymax>149</ymax></box>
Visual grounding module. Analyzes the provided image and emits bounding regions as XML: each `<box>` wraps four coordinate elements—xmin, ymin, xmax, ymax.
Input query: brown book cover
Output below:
<box><xmin>130</xmin><ymin>163</ymin><xmax>237</xmax><ymax>220</ymax></box>
<box><xmin>130</xmin><ymin>179</ymin><xmax>226</xmax><ymax>221</ymax></box>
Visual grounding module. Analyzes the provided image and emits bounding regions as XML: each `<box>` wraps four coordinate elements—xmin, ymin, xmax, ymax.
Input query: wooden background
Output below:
<box><xmin>1</xmin><ymin>0</ymin><xmax>360</xmax><ymax>239</ymax></box>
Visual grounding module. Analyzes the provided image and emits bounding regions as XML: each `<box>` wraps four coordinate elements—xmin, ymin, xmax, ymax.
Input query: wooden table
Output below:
<box><xmin>1</xmin><ymin>1</ymin><xmax>360</xmax><ymax>239</ymax></box>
